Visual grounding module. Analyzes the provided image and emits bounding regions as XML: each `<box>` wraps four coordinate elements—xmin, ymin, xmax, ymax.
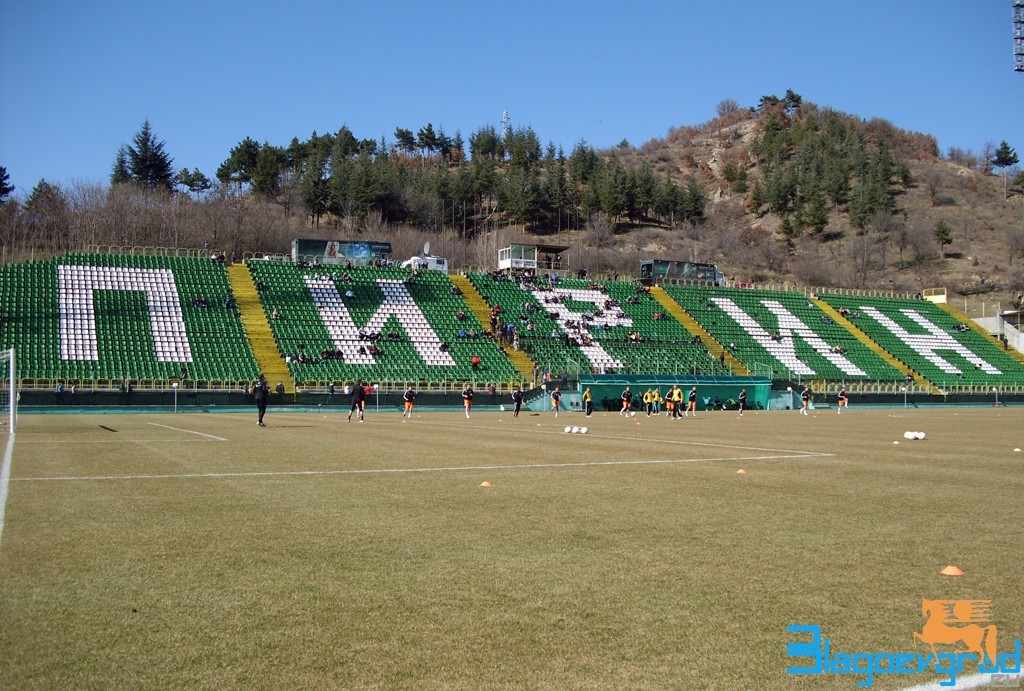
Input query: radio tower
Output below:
<box><xmin>1015</xmin><ymin>1</ymin><xmax>1024</xmax><ymax>72</ymax></box>
<box><xmin>501</xmin><ymin>110</ymin><xmax>511</xmax><ymax>139</ymax></box>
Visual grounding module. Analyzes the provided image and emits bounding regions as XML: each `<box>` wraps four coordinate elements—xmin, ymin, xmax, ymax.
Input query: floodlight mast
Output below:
<box><xmin>1015</xmin><ymin>1</ymin><xmax>1024</xmax><ymax>72</ymax></box>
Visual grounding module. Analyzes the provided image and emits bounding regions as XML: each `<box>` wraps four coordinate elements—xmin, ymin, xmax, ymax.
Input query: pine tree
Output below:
<box><xmin>992</xmin><ymin>141</ymin><xmax>1019</xmax><ymax>199</ymax></box>
<box><xmin>0</xmin><ymin>165</ymin><xmax>14</xmax><ymax>206</ymax></box>
<box><xmin>110</xmin><ymin>146</ymin><xmax>132</xmax><ymax>185</ymax></box>
<box><xmin>933</xmin><ymin>219</ymin><xmax>953</xmax><ymax>258</ymax></box>
<box><xmin>217</xmin><ymin>137</ymin><xmax>261</xmax><ymax>186</ymax></box>
<box><xmin>175</xmin><ymin>168</ymin><xmax>212</xmax><ymax>196</ymax></box>
<box><xmin>125</xmin><ymin>120</ymin><xmax>174</xmax><ymax>192</ymax></box>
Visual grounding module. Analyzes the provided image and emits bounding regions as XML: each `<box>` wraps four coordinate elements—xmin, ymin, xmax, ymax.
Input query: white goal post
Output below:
<box><xmin>0</xmin><ymin>349</ymin><xmax>16</xmax><ymax>432</ymax></box>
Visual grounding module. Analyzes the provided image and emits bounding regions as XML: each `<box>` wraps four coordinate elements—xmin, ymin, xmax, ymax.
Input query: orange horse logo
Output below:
<box><xmin>914</xmin><ymin>599</ymin><xmax>998</xmax><ymax>665</ymax></box>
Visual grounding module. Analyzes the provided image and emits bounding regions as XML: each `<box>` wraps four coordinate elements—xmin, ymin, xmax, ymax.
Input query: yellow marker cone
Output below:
<box><xmin>737</xmin><ymin>469</ymin><xmax>747</xmax><ymax>475</ymax></box>
<box><xmin>480</xmin><ymin>481</ymin><xmax>493</xmax><ymax>488</ymax></box>
<box><xmin>940</xmin><ymin>565</ymin><xmax>964</xmax><ymax>576</ymax></box>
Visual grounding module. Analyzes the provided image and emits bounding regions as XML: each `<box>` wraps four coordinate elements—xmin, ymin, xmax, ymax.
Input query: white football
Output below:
<box><xmin>563</xmin><ymin>426</ymin><xmax>572</xmax><ymax>434</ymax></box>
<box><xmin>915</xmin><ymin>432</ymin><xmax>926</xmax><ymax>440</ymax></box>
<box><xmin>571</xmin><ymin>426</ymin><xmax>580</xmax><ymax>434</ymax></box>
<box><xmin>630</xmin><ymin>411</ymin><xmax>636</xmax><ymax>417</ymax></box>
<box><xmin>903</xmin><ymin>431</ymin><xmax>915</xmax><ymax>440</ymax></box>
<box><xmin>580</xmin><ymin>427</ymin><xmax>588</xmax><ymax>434</ymax></box>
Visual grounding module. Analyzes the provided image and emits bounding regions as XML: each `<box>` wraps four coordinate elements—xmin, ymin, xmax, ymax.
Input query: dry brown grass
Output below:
<box><xmin>1</xmin><ymin>406</ymin><xmax>1022</xmax><ymax>688</ymax></box>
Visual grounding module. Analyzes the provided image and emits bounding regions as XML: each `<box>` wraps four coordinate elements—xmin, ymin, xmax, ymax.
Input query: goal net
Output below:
<box><xmin>0</xmin><ymin>349</ymin><xmax>16</xmax><ymax>433</ymax></box>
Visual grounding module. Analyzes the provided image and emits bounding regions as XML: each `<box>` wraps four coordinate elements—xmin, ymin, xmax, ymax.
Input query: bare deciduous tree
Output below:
<box><xmin>585</xmin><ymin>212</ymin><xmax>615</xmax><ymax>271</ymax></box>
<box><xmin>716</xmin><ymin>98</ymin><xmax>741</xmax><ymax>118</ymax></box>
<box><xmin>1008</xmin><ymin>226</ymin><xmax>1024</xmax><ymax>268</ymax></box>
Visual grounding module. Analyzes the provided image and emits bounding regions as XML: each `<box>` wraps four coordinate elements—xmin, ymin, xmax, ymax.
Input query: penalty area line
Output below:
<box><xmin>147</xmin><ymin>422</ymin><xmax>227</xmax><ymax>441</ymax></box>
<box><xmin>11</xmin><ymin>451</ymin><xmax>833</xmax><ymax>483</ymax></box>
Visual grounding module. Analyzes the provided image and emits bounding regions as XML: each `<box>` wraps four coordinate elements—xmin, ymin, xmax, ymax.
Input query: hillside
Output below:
<box><xmin>1</xmin><ymin>96</ymin><xmax>1022</xmax><ymax>311</ymax></box>
<box><xmin>610</xmin><ymin>100</ymin><xmax>1024</xmax><ymax>309</ymax></box>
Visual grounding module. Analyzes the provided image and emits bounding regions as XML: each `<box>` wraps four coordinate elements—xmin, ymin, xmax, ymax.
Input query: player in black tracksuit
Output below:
<box><xmin>348</xmin><ymin>379</ymin><xmax>366</xmax><ymax>422</ymax></box>
<box><xmin>511</xmin><ymin>387</ymin><xmax>523</xmax><ymax>418</ymax></box>
<box><xmin>252</xmin><ymin>373</ymin><xmax>270</xmax><ymax>426</ymax></box>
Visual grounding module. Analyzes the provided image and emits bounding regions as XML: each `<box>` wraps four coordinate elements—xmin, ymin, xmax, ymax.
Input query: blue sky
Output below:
<box><xmin>1</xmin><ymin>0</ymin><xmax>1021</xmax><ymax>195</ymax></box>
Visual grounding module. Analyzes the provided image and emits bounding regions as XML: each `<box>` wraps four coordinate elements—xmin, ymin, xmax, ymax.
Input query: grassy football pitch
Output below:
<box><xmin>0</xmin><ymin>405</ymin><xmax>1021</xmax><ymax>689</ymax></box>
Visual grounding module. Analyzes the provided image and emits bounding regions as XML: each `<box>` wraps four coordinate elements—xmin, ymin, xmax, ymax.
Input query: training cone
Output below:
<box><xmin>940</xmin><ymin>565</ymin><xmax>964</xmax><ymax>577</ymax></box>
<box><xmin>736</xmin><ymin>469</ymin><xmax>747</xmax><ymax>475</ymax></box>
<box><xmin>480</xmin><ymin>481</ymin><xmax>493</xmax><ymax>488</ymax></box>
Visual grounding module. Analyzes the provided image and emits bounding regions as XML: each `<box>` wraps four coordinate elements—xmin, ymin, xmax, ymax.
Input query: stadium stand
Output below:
<box><xmin>0</xmin><ymin>253</ymin><xmax>260</xmax><ymax>387</ymax></box>
<box><xmin>245</xmin><ymin>261</ymin><xmax>521</xmax><ymax>389</ymax></box>
<box><xmin>821</xmin><ymin>293</ymin><xmax>1024</xmax><ymax>390</ymax></box>
<box><xmin>466</xmin><ymin>273</ymin><xmax>728</xmax><ymax>378</ymax></box>
<box><xmin>663</xmin><ymin>285</ymin><xmax>905</xmax><ymax>382</ymax></box>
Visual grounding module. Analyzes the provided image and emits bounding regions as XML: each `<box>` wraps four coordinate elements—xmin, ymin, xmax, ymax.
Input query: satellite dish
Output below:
<box><xmin>423</xmin><ymin>241</ymin><xmax>430</xmax><ymax>256</ymax></box>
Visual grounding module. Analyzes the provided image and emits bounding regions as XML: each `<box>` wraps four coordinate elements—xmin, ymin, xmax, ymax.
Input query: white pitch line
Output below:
<box><xmin>0</xmin><ymin>431</ymin><xmax>14</xmax><ymax>546</ymax></box>
<box><xmin>421</xmin><ymin>419</ymin><xmax>830</xmax><ymax>456</ymax></box>
<box><xmin>147</xmin><ymin>422</ymin><xmax>227</xmax><ymax>441</ymax></box>
<box><xmin>17</xmin><ymin>438</ymin><xmax>225</xmax><ymax>444</ymax></box>
<box><xmin>902</xmin><ymin>668</ymin><xmax>1024</xmax><ymax>690</ymax></box>
<box><xmin>10</xmin><ymin>451</ymin><xmax>832</xmax><ymax>483</ymax></box>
